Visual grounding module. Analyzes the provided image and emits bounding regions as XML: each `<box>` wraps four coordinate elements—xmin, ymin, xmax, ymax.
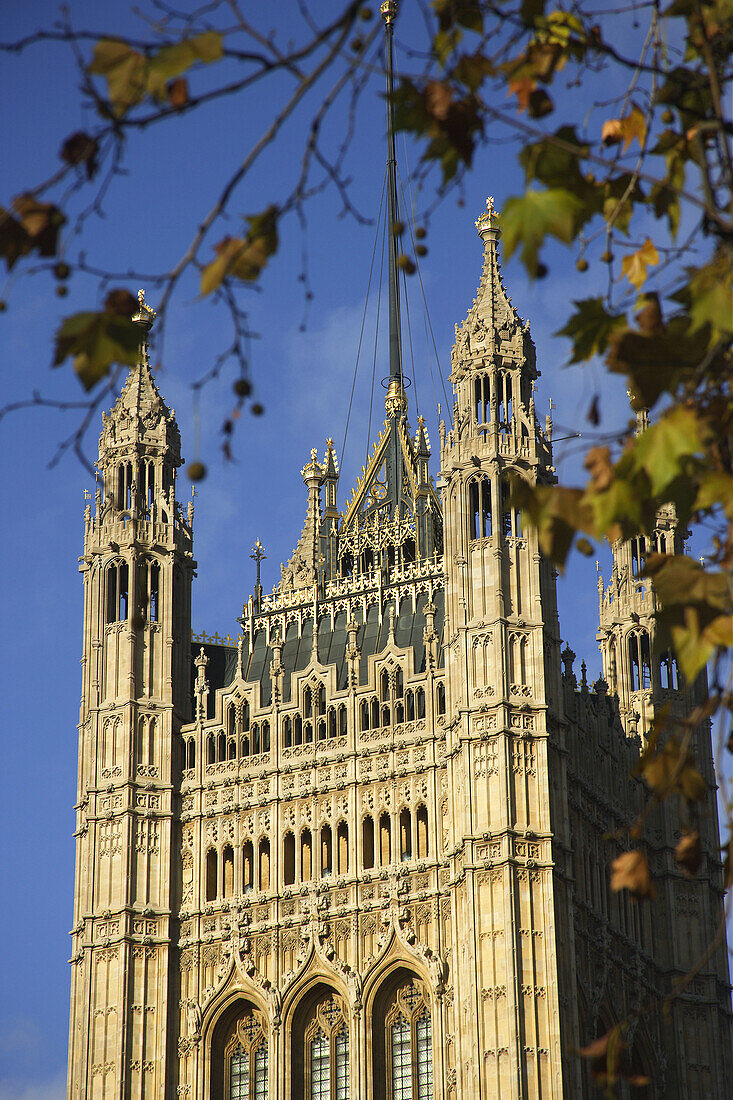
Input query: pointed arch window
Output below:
<box><xmin>304</xmin><ymin>994</ymin><xmax>350</xmax><ymax>1100</ymax></box>
<box><xmin>223</xmin><ymin>844</ymin><xmax>235</xmax><ymax>898</ymax></box>
<box><xmin>106</xmin><ymin>561</ymin><xmax>129</xmax><ymax>622</ymax></box>
<box><xmin>374</xmin><ymin>975</ymin><xmax>433</xmax><ymax>1100</ymax></box>
<box><xmin>206</xmin><ymin>848</ymin><xmax>218</xmax><ymax>902</ymax></box>
<box><xmin>660</xmin><ymin>649</ymin><xmax>680</xmax><ymax>690</ymax></box>
<box><xmin>283</xmin><ymin>832</ymin><xmax>296</xmax><ymax>887</ymax></box>
<box><xmin>337</xmin><ymin>822</ymin><xmax>348</xmax><ymax>874</ymax></box>
<box><xmin>362</xmin><ymin>816</ymin><xmax>375</xmax><ymax>870</ymax></box>
<box><xmin>631</xmin><ymin>537</ymin><xmax>645</xmax><ymax>578</ymax></box>
<box><xmin>628</xmin><ymin>632</ymin><xmax>651</xmax><ymax>691</ymax></box>
<box><xmin>498</xmin><ymin>373</ymin><xmax>513</xmax><ymax>436</ymax></box>
<box><xmin>225</xmin><ymin>1007</ymin><xmax>268</xmax><ymax>1100</ymax></box>
<box><xmin>474</xmin><ymin>373</ymin><xmax>490</xmax><ymax>427</ymax></box>
<box><xmin>469</xmin><ymin>476</ymin><xmax>492</xmax><ymax>540</ymax></box>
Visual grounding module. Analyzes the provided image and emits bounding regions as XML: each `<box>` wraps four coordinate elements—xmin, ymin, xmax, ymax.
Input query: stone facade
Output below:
<box><xmin>68</xmin><ymin>222</ymin><xmax>731</xmax><ymax>1099</ymax></box>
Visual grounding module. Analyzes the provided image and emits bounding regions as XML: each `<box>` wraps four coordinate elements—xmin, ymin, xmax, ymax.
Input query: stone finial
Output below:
<box><xmin>132</xmin><ymin>288</ymin><xmax>157</xmax><ymax>329</ymax></box>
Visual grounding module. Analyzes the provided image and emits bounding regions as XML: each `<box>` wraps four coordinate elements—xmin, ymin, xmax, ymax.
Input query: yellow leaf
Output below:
<box><xmin>601</xmin><ymin>104</ymin><xmax>646</xmax><ymax>151</ymax></box>
<box><xmin>621</xmin><ymin>237</ymin><xmax>659</xmax><ymax>289</ymax></box>
<box><xmin>610</xmin><ymin>850</ymin><xmax>656</xmax><ymax>899</ymax></box>
<box><xmin>619</xmin><ymin>103</ymin><xmax>646</xmax><ymax>150</ymax></box>
<box><xmin>88</xmin><ymin>39</ymin><xmax>147</xmax><ymax>116</ymax></box>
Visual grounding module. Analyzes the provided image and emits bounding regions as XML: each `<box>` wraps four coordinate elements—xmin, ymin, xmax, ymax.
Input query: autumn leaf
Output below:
<box><xmin>602</xmin><ymin>103</ymin><xmax>646</xmax><ymax>150</ymax></box>
<box><xmin>88</xmin><ymin>39</ymin><xmax>148</xmax><ymax>115</ymax></box>
<box><xmin>146</xmin><ymin>32</ymin><xmax>224</xmax><ymax>100</ymax></box>
<box><xmin>59</xmin><ymin>131</ymin><xmax>99</xmax><ymax>180</ymax></box>
<box><xmin>631</xmin><ymin>406</ymin><xmax>706</xmax><ymax>497</ymax></box>
<box><xmin>432</xmin><ymin>0</ymin><xmax>484</xmax><ymax>34</ymax></box>
<box><xmin>508</xmin><ymin>76</ymin><xmax>535</xmax><ymax>111</ymax></box>
<box><xmin>672</xmin><ymin>255</ymin><xmax>733</xmax><ymax>347</ymax></box>
<box><xmin>53</xmin><ymin>309</ymin><xmax>141</xmax><ymax>390</ymax></box>
<box><xmin>620</xmin><ymin>103</ymin><xmax>646</xmax><ymax>149</ymax></box>
<box><xmin>452</xmin><ymin>51</ymin><xmax>494</xmax><ymax>92</ymax></box>
<box><xmin>527</xmin><ymin>88</ymin><xmax>554</xmax><ymax>118</ymax></box>
<box><xmin>104</xmin><ymin>288</ymin><xmax>139</xmax><ymax>316</ymax></box>
<box><xmin>601</xmin><ymin>118</ymin><xmax>623</xmax><ymax>146</ymax></box>
<box><xmin>584</xmin><ymin>445</ymin><xmax>614</xmax><ymax>491</ymax></box>
<box><xmin>0</xmin><ymin>208</ymin><xmax>33</xmax><ymax>271</ymax></box>
<box><xmin>606</xmin><ymin>317</ymin><xmax>702</xmax><ymax>410</ymax></box>
<box><xmin>610</xmin><ymin>850</ymin><xmax>657</xmax><ymax>899</ymax></box>
<box><xmin>640</xmin><ymin>736</ymin><xmax>706</xmax><ymax>802</ymax></box>
<box><xmin>424</xmin><ymin>80</ymin><xmax>451</xmax><ymax>120</ymax></box>
<box><xmin>510</xmin><ymin>479</ymin><xmax>594</xmax><ymax>565</ymax></box>
<box><xmin>13</xmin><ymin>194</ymin><xmax>66</xmax><ymax>257</ymax></box>
<box><xmin>555</xmin><ymin>298</ymin><xmax>625</xmax><ymax>363</ymax></box>
<box><xmin>621</xmin><ymin>237</ymin><xmax>659</xmax><ymax>289</ymax></box>
<box><xmin>200</xmin><ymin>206</ymin><xmax>280</xmax><ymax>296</ymax></box>
<box><xmin>393</xmin><ymin>78</ymin><xmax>482</xmax><ymax>182</ymax></box>
<box><xmin>501</xmin><ymin>188</ymin><xmax>584</xmax><ymax>276</ymax></box>
<box><xmin>88</xmin><ymin>32</ymin><xmax>223</xmax><ymax>115</ymax></box>
<box><xmin>675</xmin><ymin>831</ymin><xmax>703</xmax><ymax>877</ymax></box>
<box><xmin>167</xmin><ymin>77</ymin><xmax>189</xmax><ymax>108</ymax></box>
<box><xmin>643</xmin><ymin>552</ymin><xmax>730</xmax><ymax>679</ymax></box>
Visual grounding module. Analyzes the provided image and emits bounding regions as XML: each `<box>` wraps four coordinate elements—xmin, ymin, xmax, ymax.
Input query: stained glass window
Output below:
<box><xmin>225</xmin><ymin>1007</ymin><xmax>268</xmax><ymax>1100</ymax></box>
<box><xmin>391</xmin><ymin>1016</ymin><xmax>412</xmax><ymax>1100</ymax></box>
<box><xmin>304</xmin><ymin>993</ymin><xmax>350</xmax><ymax>1099</ymax></box>
<box><xmin>310</xmin><ymin>1029</ymin><xmax>329</xmax><ymax>1100</ymax></box>
<box><xmin>384</xmin><ymin>979</ymin><xmax>433</xmax><ymax>1100</ymax></box>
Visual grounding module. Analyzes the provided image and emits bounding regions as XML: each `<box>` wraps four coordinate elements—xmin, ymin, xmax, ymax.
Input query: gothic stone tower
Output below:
<box><xmin>68</xmin><ymin>292</ymin><xmax>194</xmax><ymax>1098</ymax></box>
<box><xmin>439</xmin><ymin>201</ymin><xmax>578</xmax><ymax>1095</ymax></box>
<box><xmin>69</xmin><ymin>231</ymin><xmax>732</xmax><ymax>1097</ymax></box>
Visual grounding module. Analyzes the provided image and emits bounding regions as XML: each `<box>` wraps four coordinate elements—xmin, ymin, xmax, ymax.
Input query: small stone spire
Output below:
<box><xmin>279</xmin><ymin>449</ymin><xmax>323</xmax><ymax>592</ymax></box>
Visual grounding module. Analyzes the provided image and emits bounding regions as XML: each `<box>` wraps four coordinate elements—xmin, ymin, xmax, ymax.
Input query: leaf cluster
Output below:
<box><xmin>88</xmin><ymin>32</ymin><xmax>223</xmax><ymax>115</ymax></box>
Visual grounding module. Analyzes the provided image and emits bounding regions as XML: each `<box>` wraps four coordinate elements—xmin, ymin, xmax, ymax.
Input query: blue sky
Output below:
<box><xmin>1</xmin><ymin>2</ymin><xmax>719</xmax><ymax>1095</ymax></box>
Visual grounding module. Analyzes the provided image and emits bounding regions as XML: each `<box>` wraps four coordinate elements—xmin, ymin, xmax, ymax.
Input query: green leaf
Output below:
<box><xmin>146</xmin><ymin>31</ymin><xmax>224</xmax><ymax>99</ymax></box>
<box><xmin>657</xmin><ymin>66</ymin><xmax>714</xmax><ymax>130</ymax></box>
<box><xmin>631</xmin><ymin>406</ymin><xmax>707</xmax><ymax>496</ymax></box>
<box><xmin>452</xmin><ymin>52</ymin><xmax>494</xmax><ymax>92</ymax></box>
<box><xmin>606</xmin><ymin>317</ymin><xmax>701</xmax><ymax>409</ymax></box>
<box><xmin>89</xmin><ymin>32</ymin><xmax>223</xmax><ymax>113</ymax></box>
<box><xmin>432</xmin><ymin>0</ymin><xmax>483</xmax><ymax>33</ymax></box>
<box><xmin>53</xmin><ymin>312</ymin><xmax>141</xmax><ymax>389</ymax></box>
<box><xmin>555</xmin><ymin>298</ymin><xmax>625</xmax><ymax>362</ymax></box>
<box><xmin>672</xmin><ymin>256</ymin><xmax>733</xmax><ymax>347</ymax></box>
<box><xmin>521</xmin><ymin>0</ymin><xmax>546</xmax><ymax>23</ymax></box>
<box><xmin>88</xmin><ymin>39</ymin><xmax>148</xmax><ymax>116</ymax></box>
<box><xmin>501</xmin><ymin>188</ymin><xmax>584</xmax><ymax>276</ymax></box>
<box><xmin>393</xmin><ymin>78</ymin><xmax>482</xmax><ymax>183</ymax></box>
<box><xmin>510</xmin><ymin>479</ymin><xmax>594</xmax><ymax>566</ymax></box>
<box><xmin>519</xmin><ymin>126</ymin><xmax>590</xmax><ymax>189</ymax></box>
<box><xmin>200</xmin><ymin>205</ymin><xmax>280</xmax><ymax>296</ymax></box>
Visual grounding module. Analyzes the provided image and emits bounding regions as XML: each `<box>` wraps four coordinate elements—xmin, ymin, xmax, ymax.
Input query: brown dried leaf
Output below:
<box><xmin>424</xmin><ymin>79</ymin><xmax>452</xmax><ymax>121</ymax></box>
<box><xmin>610</xmin><ymin>850</ymin><xmax>657</xmax><ymax>900</ymax></box>
<box><xmin>509</xmin><ymin>76</ymin><xmax>535</xmax><ymax>112</ymax></box>
<box><xmin>104</xmin><ymin>288</ymin><xmax>138</xmax><ymax>316</ymax></box>
<box><xmin>12</xmin><ymin>193</ymin><xmax>66</xmax><ymax>256</ymax></box>
<box><xmin>675</xmin><ymin>831</ymin><xmax>703</xmax><ymax>878</ymax></box>
<box><xmin>0</xmin><ymin>208</ymin><xmax>32</xmax><ymax>271</ymax></box>
<box><xmin>602</xmin><ymin>117</ymin><xmax>623</xmax><ymax>145</ymax></box>
<box><xmin>635</xmin><ymin>292</ymin><xmax>663</xmax><ymax>335</ymax></box>
<box><xmin>584</xmin><ymin>445</ymin><xmax>614</xmax><ymax>491</ymax></box>
<box><xmin>577</xmin><ymin>1033</ymin><xmax>611</xmax><ymax>1059</ymax></box>
<box><xmin>59</xmin><ymin>131</ymin><xmax>100</xmax><ymax>180</ymax></box>
<box><xmin>167</xmin><ymin>77</ymin><xmax>189</xmax><ymax>108</ymax></box>
<box><xmin>527</xmin><ymin>88</ymin><xmax>554</xmax><ymax>118</ymax></box>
